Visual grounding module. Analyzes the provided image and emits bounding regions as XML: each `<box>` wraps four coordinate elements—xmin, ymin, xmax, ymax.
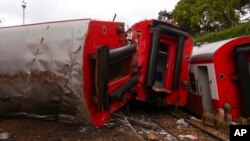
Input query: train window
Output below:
<box><xmin>109</xmin><ymin>58</ymin><xmax>130</xmax><ymax>82</ymax></box>
<box><xmin>189</xmin><ymin>73</ymin><xmax>197</xmax><ymax>92</ymax></box>
<box><xmin>158</xmin><ymin>43</ymin><xmax>168</xmax><ymax>53</ymax></box>
<box><xmin>154</xmin><ymin>43</ymin><xmax>169</xmax><ymax>88</ymax></box>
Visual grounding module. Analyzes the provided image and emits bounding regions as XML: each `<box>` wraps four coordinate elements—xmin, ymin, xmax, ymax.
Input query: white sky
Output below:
<box><xmin>0</xmin><ymin>0</ymin><xmax>179</xmax><ymax>27</ymax></box>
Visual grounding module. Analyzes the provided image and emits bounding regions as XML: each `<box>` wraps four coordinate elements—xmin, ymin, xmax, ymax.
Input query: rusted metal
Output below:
<box><xmin>202</xmin><ymin>109</ymin><xmax>225</xmax><ymax>128</ymax></box>
<box><xmin>0</xmin><ymin>71</ymin><xmax>68</xmax><ymax>81</ymax></box>
<box><xmin>238</xmin><ymin>117</ymin><xmax>248</xmax><ymax>125</ymax></box>
<box><xmin>0</xmin><ymin>20</ymin><xmax>91</xmax><ymax>125</ymax></box>
<box><xmin>202</xmin><ymin>111</ymin><xmax>215</xmax><ymax>126</ymax></box>
<box><xmin>0</xmin><ymin>19</ymin><xmax>139</xmax><ymax>127</ymax></box>
<box><xmin>214</xmin><ymin>108</ymin><xmax>225</xmax><ymax>128</ymax></box>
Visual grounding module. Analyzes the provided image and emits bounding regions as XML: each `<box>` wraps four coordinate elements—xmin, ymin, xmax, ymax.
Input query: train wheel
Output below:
<box><xmin>214</xmin><ymin>108</ymin><xmax>224</xmax><ymax>128</ymax></box>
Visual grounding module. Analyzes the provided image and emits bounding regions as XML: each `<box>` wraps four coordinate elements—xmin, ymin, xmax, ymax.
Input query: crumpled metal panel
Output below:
<box><xmin>0</xmin><ymin>20</ymin><xmax>90</xmax><ymax>124</ymax></box>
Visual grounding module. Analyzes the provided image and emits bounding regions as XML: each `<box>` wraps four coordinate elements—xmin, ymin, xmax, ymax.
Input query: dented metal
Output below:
<box><xmin>0</xmin><ymin>20</ymin><xmax>91</xmax><ymax>124</ymax></box>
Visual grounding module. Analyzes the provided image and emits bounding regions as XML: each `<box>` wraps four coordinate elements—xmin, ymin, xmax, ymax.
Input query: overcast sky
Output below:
<box><xmin>0</xmin><ymin>0</ymin><xmax>179</xmax><ymax>27</ymax></box>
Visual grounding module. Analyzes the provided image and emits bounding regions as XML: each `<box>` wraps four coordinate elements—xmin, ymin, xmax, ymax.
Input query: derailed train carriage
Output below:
<box><xmin>128</xmin><ymin>20</ymin><xmax>193</xmax><ymax>106</ymax></box>
<box><xmin>0</xmin><ymin>19</ymin><xmax>193</xmax><ymax>127</ymax></box>
<box><xmin>0</xmin><ymin>19</ymin><xmax>137</xmax><ymax>127</ymax></box>
<box><xmin>186</xmin><ymin>36</ymin><xmax>250</xmax><ymax>125</ymax></box>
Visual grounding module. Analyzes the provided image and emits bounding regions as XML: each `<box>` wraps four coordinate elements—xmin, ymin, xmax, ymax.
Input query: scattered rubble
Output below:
<box><xmin>176</xmin><ymin>118</ymin><xmax>189</xmax><ymax>127</ymax></box>
<box><xmin>0</xmin><ymin>132</ymin><xmax>11</xmax><ymax>140</ymax></box>
<box><xmin>147</xmin><ymin>131</ymin><xmax>159</xmax><ymax>141</ymax></box>
<box><xmin>178</xmin><ymin>134</ymin><xmax>198</xmax><ymax>140</ymax></box>
<box><xmin>0</xmin><ymin>103</ymin><xmax>230</xmax><ymax>141</ymax></box>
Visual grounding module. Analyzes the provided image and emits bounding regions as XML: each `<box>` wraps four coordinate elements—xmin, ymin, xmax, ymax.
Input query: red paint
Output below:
<box><xmin>83</xmin><ymin>20</ymin><xmax>132</xmax><ymax>127</ymax></box>
<box><xmin>187</xmin><ymin>36</ymin><xmax>250</xmax><ymax>119</ymax></box>
<box><xmin>186</xmin><ymin>93</ymin><xmax>220</xmax><ymax>116</ymax></box>
<box><xmin>1</xmin><ymin>19</ymin><xmax>194</xmax><ymax>127</ymax></box>
<box><xmin>213</xmin><ymin>37</ymin><xmax>249</xmax><ymax>118</ymax></box>
<box><xmin>128</xmin><ymin>20</ymin><xmax>193</xmax><ymax>106</ymax></box>
<box><xmin>191</xmin><ymin>60</ymin><xmax>213</xmax><ymax>64</ymax></box>
<box><xmin>17</xmin><ymin>19</ymin><xmax>192</xmax><ymax>127</ymax></box>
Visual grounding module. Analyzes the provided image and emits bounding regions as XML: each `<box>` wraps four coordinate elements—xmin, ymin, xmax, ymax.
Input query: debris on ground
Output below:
<box><xmin>0</xmin><ymin>132</ymin><xmax>11</xmax><ymax>140</ymax></box>
<box><xmin>147</xmin><ymin>131</ymin><xmax>159</xmax><ymax>141</ymax></box>
<box><xmin>190</xmin><ymin>116</ymin><xmax>202</xmax><ymax>122</ymax></box>
<box><xmin>159</xmin><ymin>130</ymin><xmax>167</xmax><ymax>135</ymax></box>
<box><xmin>0</xmin><ymin>103</ymin><xmax>230</xmax><ymax>141</ymax></box>
<box><xmin>176</xmin><ymin>118</ymin><xmax>189</xmax><ymax>127</ymax></box>
<box><xmin>78</xmin><ymin>126</ymin><xmax>86</xmax><ymax>133</ymax></box>
<box><xmin>178</xmin><ymin>134</ymin><xmax>198</xmax><ymax>140</ymax></box>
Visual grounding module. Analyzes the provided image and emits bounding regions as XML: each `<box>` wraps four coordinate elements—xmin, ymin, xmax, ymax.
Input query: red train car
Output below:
<box><xmin>128</xmin><ymin>20</ymin><xmax>193</xmax><ymax>106</ymax></box>
<box><xmin>0</xmin><ymin>19</ymin><xmax>193</xmax><ymax>127</ymax></box>
<box><xmin>0</xmin><ymin>19</ymin><xmax>137</xmax><ymax>127</ymax></box>
<box><xmin>187</xmin><ymin>36</ymin><xmax>250</xmax><ymax>122</ymax></box>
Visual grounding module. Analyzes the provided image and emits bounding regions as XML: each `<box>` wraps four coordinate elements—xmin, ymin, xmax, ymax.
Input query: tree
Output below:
<box><xmin>171</xmin><ymin>0</ymin><xmax>243</xmax><ymax>34</ymax></box>
<box><xmin>171</xmin><ymin>0</ymin><xmax>196</xmax><ymax>33</ymax></box>
<box><xmin>238</xmin><ymin>0</ymin><xmax>250</xmax><ymax>21</ymax></box>
<box><xmin>239</xmin><ymin>0</ymin><xmax>250</xmax><ymax>13</ymax></box>
<box><xmin>158</xmin><ymin>10</ymin><xmax>173</xmax><ymax>21</ymax></box>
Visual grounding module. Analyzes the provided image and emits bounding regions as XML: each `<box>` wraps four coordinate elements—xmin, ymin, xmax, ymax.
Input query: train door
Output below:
<box><xmin>146</xmin><ymin>21</ymin><xmax>188</xmax><ymax>94</ymax></box>
<box><xmin>153</xmin><ymin>40</ymin><xmax>175</xmax><ymax>93</ymax></box>
<box><xmin>234</xmin><ymin>44</ymin><xmax>250</xmax><ymax>117</ymax></box>
<box><xmin>197</xmin><ymin>66</ymin><xmax>212</xmax><ymax>112</ymax></box>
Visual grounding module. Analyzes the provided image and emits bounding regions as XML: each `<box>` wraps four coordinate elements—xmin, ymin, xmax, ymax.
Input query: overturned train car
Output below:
<box><xmin>128</xmin><ymin>20</ymin><xmax>193</xmax><ymax>106</ymax></box>
<box><xmin>186</xmin><ymin>36</ymin><xmax>250</xmax><ymax>123</ymax></box>
<box><xmin>0</xmin><ymin>19</ymin><xmax>138</xmax><ymax>127</ymax></box>
<box><xmin>0</xmin><ymin>19</ymin><xmax>193</xmax><ymax>127</ymax></box>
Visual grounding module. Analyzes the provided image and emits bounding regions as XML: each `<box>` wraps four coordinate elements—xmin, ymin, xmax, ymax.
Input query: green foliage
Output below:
<box><xmin>172</xmin><ymin>0</ymin><xmax>195</xmax><ymax>33</ymax></box>
<box><xmin>158</xmin><ymin>10</ymin><xmax>172</xmax><ymax>21</ymax></box>
<box><xmin>172</xmin><ymin>0</ymin><xmax>242</xmax><ymax>34</ymax></box>
<box><xmin>194</xmin><ymin>22</ymin><xmax>250</xmax><ymax>43</ymax></box>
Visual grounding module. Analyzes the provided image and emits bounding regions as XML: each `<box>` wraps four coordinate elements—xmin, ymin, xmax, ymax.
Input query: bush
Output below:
<box><xmin>194</xmin><ymin>22</ymin><xmax>250</xmax><ymax>44</ymax></box>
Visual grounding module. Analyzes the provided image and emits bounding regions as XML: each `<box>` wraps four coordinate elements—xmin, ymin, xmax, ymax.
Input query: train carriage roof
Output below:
<box><xmin>191</xmin><ymin>37</ymin><xmax>245</xmax><ymax>61</ymax></box>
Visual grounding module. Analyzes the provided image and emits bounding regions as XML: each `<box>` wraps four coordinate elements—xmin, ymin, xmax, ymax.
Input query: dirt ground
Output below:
<box><xmin>0</xmin><ymin>115</ymin><xmax>141</xmax><ymax>141</ymax></box>
<box><xmin>0</xmin><ymin>102</ymin><xmax>228</xmax><ymax>141</ymax></box>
